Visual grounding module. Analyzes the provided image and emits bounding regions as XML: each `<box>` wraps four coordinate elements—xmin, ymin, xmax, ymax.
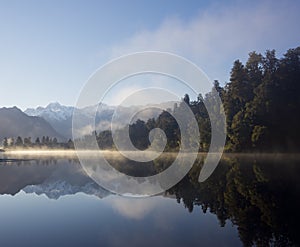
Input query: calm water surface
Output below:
<box><xmin>0</xmin><ymin>153</ymin><xmax>299</xmax><ymax>247</ymax></box>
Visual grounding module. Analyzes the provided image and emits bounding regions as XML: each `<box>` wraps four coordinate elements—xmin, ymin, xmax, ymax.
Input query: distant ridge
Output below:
<box><xmin>0</xmin><ymin>106</ymin><xmax>64</xmax><ymax>141</ymax></box>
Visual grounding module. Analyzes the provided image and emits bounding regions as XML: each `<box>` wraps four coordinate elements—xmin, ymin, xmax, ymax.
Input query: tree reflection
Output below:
<box><xmin>1</xmin><ymin>154</ymin><xmax>300</xmax><ymax>246</ymax></box>
<box><xmin>166</xmin><ymin>155</ymin><xmax>300</xmax><ymax>246</ymax></box>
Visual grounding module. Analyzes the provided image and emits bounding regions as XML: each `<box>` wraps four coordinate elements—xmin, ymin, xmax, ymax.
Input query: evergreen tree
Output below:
<box><xmin>35</xmin><ymin>137</ymin><xmax>41</xmax><ymax>145</ymax></box>
<box><xmin>3</xmin><ymin>137</ymin><xmax>8</xmax><ymax>148</ymax></box>
<box><xmin>15</xmin><ymin>136</ymin><xmax>23</xmax><ymax>147</ymax></box>
<box><xmin>92</xmin><ymin>46</ymin><xmax>300</xmax><ymax>153</ymax></box>
<box><xmin>24</xmin><ymin>137</ymin><xmax>32</xmax><ymax>147</ymax></box>
<box><xmin>10</xmin><ymin>138</ymin><xmax>15</xmax><ymax>147</ymax></box>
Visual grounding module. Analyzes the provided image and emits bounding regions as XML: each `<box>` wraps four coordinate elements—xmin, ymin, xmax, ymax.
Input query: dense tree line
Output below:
<box><xmin>2</xmin><ymin>136</ymin><xmax>74</xmax><ymax>149</ymax></box>
<box><xmin>6</xmin><ymin>47</ymin><xmax>297</xmax><ymax>152</ymax></box>
<box><xmin>95</xmin><ymin>46</ymin><xmax>300</xmax><ymax>152</ymax></box>
<box><xmin>224</xmin><ymin>47</ymin><xmax>300</xmax><ymax>152</ymax></box>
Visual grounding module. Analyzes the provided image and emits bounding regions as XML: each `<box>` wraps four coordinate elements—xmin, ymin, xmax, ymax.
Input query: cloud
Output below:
<box><xmin>110</xmin><ymin>1</ymin><xmax>300</xmax><ymax>83</ymax></box>
<box><xmin>108</xmin><ymin>196</ymin><xmax>160</xmax><ymax>220</ymax></box>
<box><xmin>72</xmin><ymin>124</ymin><xmax>93</xmax><ymax>138</ymax></box>
<box><xmin>104</xmin><ymin>84</ymin><xmax>142</xmax><ymax>106</ymax></box>
<box><xmin>103</xmin><ymin>73</ymin><xmax>197</xmax><ymax>106</ymax></box>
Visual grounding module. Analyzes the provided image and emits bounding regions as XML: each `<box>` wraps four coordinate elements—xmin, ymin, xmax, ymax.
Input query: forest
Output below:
<box><xmin>95</xmin><ymin>46</ymin><xmax>300</xmax><ymax>152</ymax></box>
<box><xmin>2</xmin><ymin>136</ymin><xmax>74</xmax><ymax>150</ymax></box>
<box><xmin>3</xmin><ymin>46</ymin><xmax>300</xmax><ymax>153</ymax></box>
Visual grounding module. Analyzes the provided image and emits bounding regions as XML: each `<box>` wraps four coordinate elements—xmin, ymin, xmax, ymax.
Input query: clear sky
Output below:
<box><xmin>0</xmin><ymin>0</ymin><xmax>299</xmax><ymax>110</ymax></box>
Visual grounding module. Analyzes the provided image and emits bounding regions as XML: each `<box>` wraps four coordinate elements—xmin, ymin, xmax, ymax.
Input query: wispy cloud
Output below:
<box><xmin>110</xmin><ymin>1</ymin><xmax>300</xmax><ymax>83</ymax></box>
<box><xmin>103</xmin><ymin>73</ymin><xmax>197</xmax><ymax>106</ymax></box>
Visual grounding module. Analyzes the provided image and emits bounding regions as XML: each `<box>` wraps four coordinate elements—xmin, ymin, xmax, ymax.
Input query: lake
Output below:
<box><xmin>0</xmin><ymin>152</ymin><xmax>299</xmax><ymax>246</ymax></box>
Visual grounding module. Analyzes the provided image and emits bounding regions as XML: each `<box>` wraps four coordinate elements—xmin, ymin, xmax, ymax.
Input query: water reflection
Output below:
<box><xmin>0</xmin><ymin>157</ymin><xmax>109</xmax><ymax>199</ymax></box>
<box><xmin>167</xmin><ymin>154</ymin><xmax>300</xmax><ymax>246</ymax></box>
<box><xmin>1</xmin><ymin>153</ymin><xmax>300</xmax><ymax>246</ymax></box>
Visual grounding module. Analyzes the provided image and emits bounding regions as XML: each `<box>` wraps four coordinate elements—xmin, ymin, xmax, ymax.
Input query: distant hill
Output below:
<box><xmin>0</xmin><ymin>106</ymin><xmax>64</xmax><ymax>141</ymax></box>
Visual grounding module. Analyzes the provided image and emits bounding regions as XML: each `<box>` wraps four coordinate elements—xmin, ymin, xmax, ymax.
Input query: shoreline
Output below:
<box><xmin>1</xmin><ymin>149</ymin><xmax>300</xmax><ymax>157</ymax></box>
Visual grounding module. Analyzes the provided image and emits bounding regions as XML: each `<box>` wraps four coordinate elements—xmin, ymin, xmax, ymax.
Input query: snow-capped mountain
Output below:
<box><xmin>0</xmin><ymin>158</ymin><xmax>111</xmax><ymax>199</ymax></box>
<box><xmin>25</xmin><ymin>102</ymin><xmax>176</xmax><ymax>139</ymax></box>
<box><xmin>26</xmin><ymin>102</ymin><xmax>76</xmax><ymax>138</ymax></box>
<box><xmin>25</xmin><ymin>102</ymin><xmax>74</xmax><ymax>121</ymax></box>
<box><xmin>23</xmin><ymin>180</ymin><xmax>110</xmax><ymax>200</ymax></box>
<box><xmin>25</xmin><ymin>102</ymin><xmax>117</xmax><ymax>138</ymax></box>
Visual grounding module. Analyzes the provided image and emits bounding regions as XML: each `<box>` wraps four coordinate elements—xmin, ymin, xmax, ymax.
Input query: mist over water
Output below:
<box><xmin>1</xmin><ymin>153</ymin><xmax>300</xmax><ymax>246</ymax></box>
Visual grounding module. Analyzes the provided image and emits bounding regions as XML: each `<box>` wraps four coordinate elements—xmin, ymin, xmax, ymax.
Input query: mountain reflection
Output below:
<box><xmin>1</xmin><ymin>154</ymin><xmax>300</xmax><ymax>246</ymax></box>
<box><xmin>0</xmin><ymin>158</ymin><xmax>109</xmax><ymax>199</ymax></box>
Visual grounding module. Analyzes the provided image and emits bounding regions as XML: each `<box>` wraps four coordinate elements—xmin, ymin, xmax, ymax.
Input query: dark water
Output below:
<box><xmin>0</xmin><ymin>153</ymin><xmax>299</xmax><ymax>247</ymax></box>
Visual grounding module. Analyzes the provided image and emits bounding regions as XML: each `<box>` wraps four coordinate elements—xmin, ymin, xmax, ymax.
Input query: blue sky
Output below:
<box><xmin>0</xmin><ymin>0</ymin><xmax>299</xmax><ymax>110</ymax></box>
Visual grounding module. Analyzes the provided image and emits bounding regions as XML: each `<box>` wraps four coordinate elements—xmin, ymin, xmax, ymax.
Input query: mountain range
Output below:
<box><xmin>0</xmin><ymin>159</ymin><xmax>110</xmax><ymax>199</ymax></box>
<box><xmin>1</xmin><ymin>101</ymin><xmax>175</xmax><ymax>142</ymax></box>
<box><xmin>25</xmin><ymin>102</ymin><xmax>117</xmax><ymax>138</ymax></box>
